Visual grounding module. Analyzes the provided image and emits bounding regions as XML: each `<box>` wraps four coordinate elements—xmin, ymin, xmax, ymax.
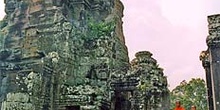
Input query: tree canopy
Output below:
<box><xmin>170</xmin><ymin>78</ymin><xmax>208</xmax><ymax>110</ymax></box>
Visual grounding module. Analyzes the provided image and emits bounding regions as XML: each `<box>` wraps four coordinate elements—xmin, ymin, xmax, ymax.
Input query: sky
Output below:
<box><xmin>0</xmin><ymin>1</ymin><xmax>220</xmax><ymax>90</ymax></box>
<box><xmin>120</xmin><ymin>0</ymin><xmax>220</xmax><ymax>90</ymax></box>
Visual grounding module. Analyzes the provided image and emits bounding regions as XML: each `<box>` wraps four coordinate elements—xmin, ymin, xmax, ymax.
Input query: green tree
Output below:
<box><xmin>170</xmin><ymin>78</ymin><xmax>208</xmax><ymax>110</ymax></box>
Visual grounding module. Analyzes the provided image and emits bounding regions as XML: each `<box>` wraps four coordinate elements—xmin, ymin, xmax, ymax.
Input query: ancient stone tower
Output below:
<box><xmin>129</xmin><ymin>51</ymin><xmax>169</xmax><ymax>110</ymax></box>
<box><xmin>0</xmin><ymin>0</ymin><xmax>169</xmax><ymax>110</ymax></box>
<box><xmin>200</xmin><ymin>14</ymin><xmax>220</xmax><ymax>110</ymax></box>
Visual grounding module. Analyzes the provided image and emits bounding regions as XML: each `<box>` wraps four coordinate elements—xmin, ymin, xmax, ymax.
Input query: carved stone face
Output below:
<box><xmin>5</xmin><ymin>0</ymin><xmax>17</xmax><ymax>14</ymax></box>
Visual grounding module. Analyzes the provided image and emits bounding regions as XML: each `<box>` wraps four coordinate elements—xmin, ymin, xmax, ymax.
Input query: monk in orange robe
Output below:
<box><xmin>191</xmin><ymin>105</ymin><xmax>196</xmax><ymax>110</ymax></box>
<box><xmin>173</xmin><ymin>101</ymin><xmax>185</xmax><ymax>110</ymax></box>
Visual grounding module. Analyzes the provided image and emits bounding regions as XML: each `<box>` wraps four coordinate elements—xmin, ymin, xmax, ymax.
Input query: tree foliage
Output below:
<box><xmin>170</xmin><ymin>78</ymin><xmax>208</xmax><ymax>110</ymax></box>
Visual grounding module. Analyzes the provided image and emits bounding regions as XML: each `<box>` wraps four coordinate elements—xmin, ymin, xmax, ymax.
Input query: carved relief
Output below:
<box><xmin>22</xmin><ymin>27</ymin><xmax>39</xmax><ymax>58</ymax></box>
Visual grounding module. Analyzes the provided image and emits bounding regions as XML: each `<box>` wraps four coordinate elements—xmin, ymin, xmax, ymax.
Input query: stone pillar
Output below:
<box><xmin>200</xmin><ymin>51</ymin><xmax>214</xmax><ymax>110</ymax></box>
<box><xmin>206</xmin><ymin>14</ymin><xmax>220</xmax><ymax>110</ymax></box>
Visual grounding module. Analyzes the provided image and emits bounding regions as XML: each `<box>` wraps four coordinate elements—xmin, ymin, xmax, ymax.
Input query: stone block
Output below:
<box><xmin>6</xmin><ymin>93</ymin><xmax>29</xmax><ymax>102</ymax></box>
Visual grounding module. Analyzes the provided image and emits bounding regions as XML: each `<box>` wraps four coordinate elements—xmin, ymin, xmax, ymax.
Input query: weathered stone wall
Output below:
<box><xmin>109</xmin><ymin>51</ymin><xmax>169</xmax><ymax>110</ymax></box>
<box><xmin>0</xmin><ymin>0</ymin><xmax>129</xmax><ymax>110</ymax></box>
<box><xmin>0</xmin><ymin>0</ymin><xmax>169</xmax><ymax>110</ymax></box>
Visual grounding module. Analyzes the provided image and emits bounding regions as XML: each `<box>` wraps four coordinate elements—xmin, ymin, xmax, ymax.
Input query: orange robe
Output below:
<box><xmin>174</xmin><ymin>107</ymin><xmax>185</xmax><ymax>110</ymax></box>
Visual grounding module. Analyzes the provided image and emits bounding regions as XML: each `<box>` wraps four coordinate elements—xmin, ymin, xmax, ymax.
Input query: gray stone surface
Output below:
<box><xmin>0</xmin><ymin>0</ymin><xmax>169</xmax><ymax>110</ymax></box>
<box><xmin>201</xmin><ymin>14</ymin><xmax>220</xmax><ymax>110</ymax></box>
<box><xmin>200</xmin><ymin>50</ymin><xmax>214</xmax><ymax>110</ymax></box>
<box><xmin>129</xmin><ymin>51</ymin><xmax>170</xmax><ymax>110</ymax></box>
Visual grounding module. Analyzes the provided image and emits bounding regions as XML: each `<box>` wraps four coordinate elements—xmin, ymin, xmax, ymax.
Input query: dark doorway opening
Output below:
<box><xmin>65</xmin><ymin>106</ymin><xmax>80</xmax><ymax>110</ymax></box>
<box><xmin>115</xmin><ymin>96</ymin><xmax>125</xmax><ymax>110</ymax></box>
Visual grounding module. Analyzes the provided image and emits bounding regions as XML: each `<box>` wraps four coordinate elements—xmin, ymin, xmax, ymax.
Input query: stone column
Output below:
<box><xmin>206</xmin><ymin>14</ymin><xmax>220</xmax><ymax>110</ymax></box>
<box><xmin>200</xmin><ymin>51</ymin><xmax>214</xmax><ymax>110</ymax></box>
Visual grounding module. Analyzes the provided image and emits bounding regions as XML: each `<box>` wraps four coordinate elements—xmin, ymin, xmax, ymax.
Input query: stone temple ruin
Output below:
<box><xmin>0</xmin><ymin>0</ymin><xmax>169</xmax><ymax>110</ymax></box>
<box><xmin>200</xmin><ymin>14</ymin><xmax>220</xmax><ymax>110</ymax></box>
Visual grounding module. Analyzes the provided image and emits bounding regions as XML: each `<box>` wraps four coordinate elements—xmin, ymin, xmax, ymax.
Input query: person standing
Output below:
<box><xmin>173</xmin><ymin>101</ymin><xmax>185</xmax><ymax>110</ymax></box>
<box><xmin>191</xmin><ymin>105</ymin><xmax>196</xmax><ymax>110</ymax></box>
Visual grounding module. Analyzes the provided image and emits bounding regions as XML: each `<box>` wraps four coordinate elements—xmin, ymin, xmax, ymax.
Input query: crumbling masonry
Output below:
<box><xmin>0</xmin><ymin>0</ymin><xmax>169</xmax><ymax>110</ymax></box>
